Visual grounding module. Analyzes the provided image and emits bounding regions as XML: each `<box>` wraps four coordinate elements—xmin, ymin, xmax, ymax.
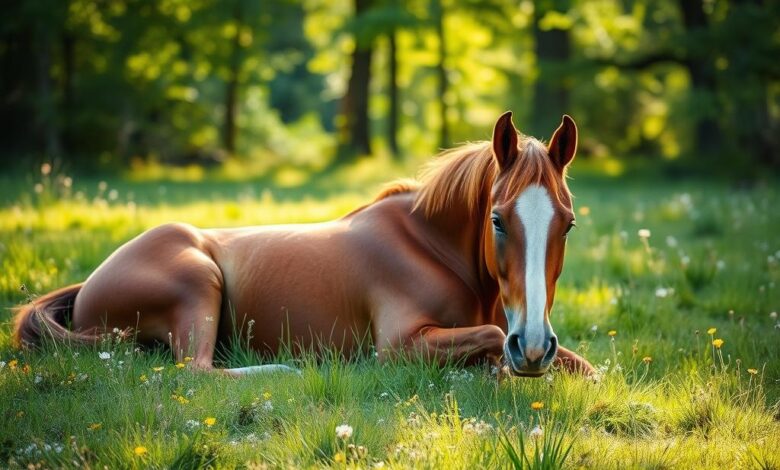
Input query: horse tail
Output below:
<box><xmin>13</xmin><ymin>283</ymin><xmax>97</xmax><ymax>348</ymax></box>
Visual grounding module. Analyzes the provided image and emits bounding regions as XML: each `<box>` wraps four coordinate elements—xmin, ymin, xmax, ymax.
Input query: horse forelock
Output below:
<box><xmin>405</xmin><ymin>136</ymin><xmax>568</xmax><ymax>218</ymax></box>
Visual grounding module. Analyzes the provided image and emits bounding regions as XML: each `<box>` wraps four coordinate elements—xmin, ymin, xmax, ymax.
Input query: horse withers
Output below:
<box><xmin>15</xmin><ymin>112</ymin><xmax>594</xmax><ymax>378</ymax></box>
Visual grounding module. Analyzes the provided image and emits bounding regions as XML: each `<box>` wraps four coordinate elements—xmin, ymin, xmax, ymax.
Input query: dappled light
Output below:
<box><xmin>1</xmin><ymin>0</ymin><xmax>778</xmax><ymax>468</ymax></box>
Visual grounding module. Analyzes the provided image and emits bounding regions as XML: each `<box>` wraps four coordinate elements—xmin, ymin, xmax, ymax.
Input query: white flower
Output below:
<box><xmin>590</xmin><ymin>325</ymin><xmax>598</xmax><ymax>333</ymax></box>
<box><xmin>638</xmin><ymin>229</ymin><xmax>651</xmax><ymax>239</ymax></box>
<box><xmin>98</xmin><ymin>352</ymin><xmax>111</xmax><ymax>360</ymax></box>
<box><xmin>655</xmin><ymin>287</ymin><xmax>673</xmax><ymax>298</ymax></box>
<box><xmin>34</xmin><ymin>375</ymin><xmax>43</xmax><ymax>384</ymax></box>
<box><xmin>262</xmin><ymin>400</ymin><xmax>273</xmax><ymax>412</ymax></box>
<box><xmin>335</xmin><ymin>424</ymin><xmax>353</xmax><ymax>440</ymax></box>
<box><xmin>529</xmin><ymin>425</ymin><xmax>544</xmax><ymax>439</ymax></box>
<box><xmin>770</xmin><ymin>311</ymin><xmax>778</xmax><ymax>320</ymax></box>
<box><xmin>665</xmin><ymin>236</ymin><xmax>678</xmax><ymax>248</ymax></box>
<box><xmin>185</xmin><ymin>419</ymin><xmax>201</xmax><ymax>430</ymax></box>
<box><xmin>0</xmin><ymin>361</ymin><xmax>5</xmax><ymax>369</ymax></box>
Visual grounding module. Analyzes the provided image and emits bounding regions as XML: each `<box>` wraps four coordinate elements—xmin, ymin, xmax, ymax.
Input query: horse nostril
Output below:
<box><xmin>543</xmin><ymin>335</ymin><xmax>558</xmax><ymax>365</ymax></box>
<box><xmin>506</xmin><ymin>333</ymin><xmax>523</xmax><ymax>362</ymax></box>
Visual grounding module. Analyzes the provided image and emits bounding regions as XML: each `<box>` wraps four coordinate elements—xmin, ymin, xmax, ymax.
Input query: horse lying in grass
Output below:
<box><xmin>15</xmin><ymin>112</ymin><xmax>594</xmax><ymax>378</ymax></box>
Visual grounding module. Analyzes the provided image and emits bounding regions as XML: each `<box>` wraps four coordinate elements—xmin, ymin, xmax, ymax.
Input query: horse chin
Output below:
<box><xmin>512</xmin><ymin>369</ymin><xmax>547</xmax><ymax>378</ymax></box>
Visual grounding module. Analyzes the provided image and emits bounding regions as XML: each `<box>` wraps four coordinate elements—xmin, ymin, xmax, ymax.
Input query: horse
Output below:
<box><xmin>14</xmin><ymin>112</ymin><xmax>594</xmax><ymax>378</ymax></box>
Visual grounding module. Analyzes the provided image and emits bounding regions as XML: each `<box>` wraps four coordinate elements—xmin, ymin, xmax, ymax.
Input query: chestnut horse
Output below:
<box><xmin>15</xmin><ymin>112</ymin><xmax>594</xmax><ymax>377</ymax></box>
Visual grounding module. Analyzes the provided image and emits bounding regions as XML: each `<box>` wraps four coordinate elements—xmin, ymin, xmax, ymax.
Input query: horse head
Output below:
<box><xmin>485</xmin><ymin>111</ymin><xmax>578</xmax><ymax>376</ymax></box>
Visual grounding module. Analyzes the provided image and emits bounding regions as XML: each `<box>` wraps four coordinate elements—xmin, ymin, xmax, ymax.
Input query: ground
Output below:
<box><xmin>0</xmin><ymin>166</ymin><xmax>778</xmax><ymax>469</ymax></box>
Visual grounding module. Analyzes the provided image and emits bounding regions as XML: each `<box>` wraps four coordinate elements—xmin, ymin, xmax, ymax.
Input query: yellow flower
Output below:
<box><xmin>8</xmin><ymin>359</ymin><xmax>17</xmax><ymax>370</ymax></box>
<box><xmin>642</xmin><ymin>356</ymin><xmax>653</xmax><ymax>364</ymax></box>
<box><xmin>747</xmin><ymin>368</ymin><xmax>758</xmax><ymax>375</ymax></box>
<box><xmin>707</xmin><ymin>327</ymin><xmax>717</xmax><ymax>335</ymax></box>
<box><xmin>578</xmin><ymin>206</ymin><xmax>591</xmax><ymax>216</ymax></box>
<box><xmin>172</xmin><ymin>394</ymin><xmax>189</xmax><ymax>405</ymax></box>
<box><xmin>16</xmin><ymin>411</ymin><xmax>24</xmax><ymax>418</ymax></box>
<box><xmin>262</xmin><ymin>391</ymin><xmax>272</xmax><ymax>400</ymax></box>
<box><xmin>608</xmin><ymin>330</ymin><xmax>617</xmax><ymax>337</ymax></box>
<box><xmin>21</xmin><ymin>364</ymin><xmax>31</xmax><ymax>374</ymax></box>
<box><xmin>712</xmin><ymin>338</ymin><xmax>724</xmax><ymax>349</ymax></box>
<box><xmin>204</xmin><ymin>417</ymin><xmax>216</xmax><ymax>427</ymax></box>
<box><xmin>183</xmin><ymin>356</ymin><xmax>193</xmax><ymax>363</ymax></box>
<box><xmin>152</xmin><ymin>366</ymin><xmax>164</xmax><ymax>372</ymax></box>
<box><xmin>531</xmin><ymin>401</ymin><xmax>544</xmax><ymax>411</ymax></box>
<box><xmin>134</xmin><ymin>446</ymin><xmax>147</xmax><ymax>456</ymax></box>
<box><xmin>175</xmin><ymin>362</ymin><xmax>185</xmax><ymax>369</ymax></box>
<box><xmin>334</xmin><ymin>451</ymin><xmax>346</xmax><ymax>463</ymax></box>
<box><xmin>139</xmin><ymin>374</ymin><xmax>148</xmax><ymax>383</ymax></box>
<box><xmin>88</xmin><ymin>423</ymin><xmax>102</xmax><ymax>431</ymax></box>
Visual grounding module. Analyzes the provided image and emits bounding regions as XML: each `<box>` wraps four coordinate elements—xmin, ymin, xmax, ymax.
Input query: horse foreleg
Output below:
<box><xmin>399</xmin><ymin>325</ymin><xmax>506</xmax><ymax>367</ymax></box>
<box><xmin>555</xmin><ymin>345</ymin><xmax>595</xmax><ymax>376</ymax></box>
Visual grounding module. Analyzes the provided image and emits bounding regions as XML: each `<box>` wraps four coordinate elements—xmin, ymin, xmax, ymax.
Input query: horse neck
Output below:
<box><xmin>423</xmin><ymin>202</ymin><xmax>500</xmax><ymax>319</ymax></box>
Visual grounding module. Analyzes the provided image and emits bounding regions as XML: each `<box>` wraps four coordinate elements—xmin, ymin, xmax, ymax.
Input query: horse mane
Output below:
<box><xmin>374</xmin><ymin>135</ymin><xmax>567</xmax><ymax>218</ymax></box>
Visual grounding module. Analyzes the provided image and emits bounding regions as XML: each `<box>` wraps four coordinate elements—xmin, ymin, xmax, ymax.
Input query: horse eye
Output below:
<box><xmin>564</xmin><ymin>221</ymin><xmax>576</xmax><ymax>237</ymax></box>
<box><xmin>491</xmin><ymin>215</ymin><xmax>505</xmax><ymax>233</ymax></box>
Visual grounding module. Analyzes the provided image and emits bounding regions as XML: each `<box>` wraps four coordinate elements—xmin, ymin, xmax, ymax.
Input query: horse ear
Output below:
<box><xmin>492</xmin><ymin>111</ymin><xmax>519</xmax><ymax>171</ymax></box>
<box><xmin>548</xmin><ymin>115</ymin><xmax>578</xmax><ymax>170</ymax></box>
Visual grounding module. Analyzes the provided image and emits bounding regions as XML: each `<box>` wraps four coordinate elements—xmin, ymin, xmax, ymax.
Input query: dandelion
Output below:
<box><xmin>642</xmin><ymin>356</ymin><xmax>652</xmax><ymax>364</ymax></box>
<box><xmin>707</xmin><ymin>327</ymin><xmax>717</xmax><ymax>335</ymax></box>
<box><xmin>184</xmin><ymin>356</ymin><xmax>193</xmax><ymax>362</ymax></box>
<box><xmin>530</xmin><ymin>401</ymin><xmax>544</xmax><ymax>411</ymax></box>
<box><xmin>204</xmin><ymin>417</ymin><xmax>216</xmax><ymax>427</ymax></box>
<box><xmin>638</xmin><ymin>229</ymin><xmax>651</xmax><ymax>239</ymax></box>
<box><xmin>608</xmin><ymin>330</ymin><xmax>617</xmax><ymax>337</ymax></box>
<box><xmin>747</xmin><ymin>368</ymin><xmax>758</xmax><ymax>375</ymax></box>
<box><xmin>334</xmin><ymin>452</ymin><xmax>346</xmax><ymax>463</ymax></box>
<box><xmin>712</xmin><ymin>338</ymin><xmax>724</xmax><ymax>349</ymax></box>
<box><xmin>336</xmin><ymin>424</ymin><xmax>353</xmax><ymax>440</ymax></box>
<box><xmin>529</xmin><ymin>425</ymin><xmax>543</xmax><ymax>439</ymax></box>
<box><xmin>134</xmin><ymin>446</ymin><xmax>147</xmax><ymax>456</ymax></box>
<box><xmin>175</xmin><ymin>362</ymin><xmax>185</xmax><ymax>369</ymax></box>
<box><xmin>88</xmin><ymin>423</ymin><xmax>102</xmax><ymax>431</ymax></box>
<box><xmin>262</xmin><ymin>391</ymin><xmax>272</xmax><ymax>400</ymax></box>
<box><xmin>152</xmin><ymin>366</ymin><xmax>164</xmax><ymax>372</ymax></box>
<box><xmin>99</xmin><ymin>352</ymin><xmax>111</xmax><ymax>360</ymax></box>
<box><xmin>139</xmin><ymin>374</ymin><xmax>148</xmax><ymax>383</ymax></box>
<box><xmin>590</xmin><ymin>325</ymin><xmax>598</xmax><ymax>333</ymax></box>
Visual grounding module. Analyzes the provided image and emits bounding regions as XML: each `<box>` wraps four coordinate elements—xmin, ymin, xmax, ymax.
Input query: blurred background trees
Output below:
<box><xmin>1</xmin><ymin>0</ymin><xmax>777</xmax><ymax>175</ymax></box>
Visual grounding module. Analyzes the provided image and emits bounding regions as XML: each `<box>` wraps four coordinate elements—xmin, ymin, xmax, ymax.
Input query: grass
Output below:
<box><xmin>0</xmin><ymin>164</ymin><xmax>778</xmax><ymax>469</ymax></box>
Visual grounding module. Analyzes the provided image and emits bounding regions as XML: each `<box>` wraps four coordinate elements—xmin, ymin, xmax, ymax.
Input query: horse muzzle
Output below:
<box><xmin>504</xmin><ymin>332</ymin><xmax>558</xmax><ymax>377</ymax></box>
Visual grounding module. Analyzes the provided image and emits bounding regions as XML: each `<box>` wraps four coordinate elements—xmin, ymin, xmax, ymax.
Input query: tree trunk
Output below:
<box><xmin>387</xmin><ymin>30</ymin><xmax>399</xmax><ymax>158</ymax></box>
<box><xmin>223</xmin><ymin>5</ymin><xmax>243</xmax><ymax>154</ymax></box>
<box><xmin>34</xmin><ymin>26</ymin><xmax>61</xmax><ymax>160</ymax></box>
<box><xmin>433</xmin><ymin>0</ymin><xmax>449</xmax><ymax>149</ymax></box>
<box><xmin>678</xmin><ymin>0</ymin><xmax>720</xmax><ymax>156</ymax></box>
<box><xmin>531</xmin><ymin>1</ymin><xmax>570</xmax><ymax>137</ymax></box>
<box><xmin>336</xmin><ymin>0</ymin><xmax>374</xmax><ymax>163</ymax></box>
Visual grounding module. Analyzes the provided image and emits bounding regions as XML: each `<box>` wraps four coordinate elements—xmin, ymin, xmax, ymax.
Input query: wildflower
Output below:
<box><xmin>608</xmin><ymin>330</ymin><xmax>617</xmax><ymax>337</ymax></box>
<box><xmin>638</xmin><ymin>229</ymin><xmax>651</xmax><ymax>239</ymax></box>
<box><xmin>8</xmin><ymin>359</ymin><xmax>17</xmax><ymax>370</ymax></box>
<box><xmin>41</xmin><ymin>163</ymin><xmax>52</xmax><ymax>175</ymax></box>
<box><xmin>336</xmin><ymin>424</ymin><xmax>353</xmax><ymax>440</ymax></box>
<box><xmin>655</xmin><ymin>287</ymin><xmax>671</xmax><ymax>298</ymax></box>
<box><xmin>747</xmin><ymin>368</ymin><xmax>758</xmax><ymax>375</ymax></box>
<box><xmin>21</xmin><ymin>364</ymin><xmax>30</xmax><ymax>374</ymax></box>
<box><xmin>139</xmin><ymin>374</ymin><xmax>148</xmax><ymax>383</ymax></box>
<box><xmin>99</xmin><ymin>352</ymin><xmax>111</xmax><ymax>360</ymax></box>
<box><xmin>88</xmin><ymin>423</ymin><xmax>102</xmax><ymax>431</ymax></box>
<box><xmin>578</xmin><ymin>206</ymin><xmax>590</xmax><ymax>216</ymax></box>
<box><xmin>152</xmin><ymin>366</ymin><xmax>164</xmax><ymax>372</ymax></box>
<box><xmin>530</xmin><ymin>401</ymin><xmax>544</xmax><ymax>411</ymax></box>
<box><xmin>262</xmin><ymin>400</ymin><xmax>273</xmax><ymax>412</ymax></box>
<box><xmin>175</xmin><ymin>362</ymin><xmax>185</xmax><ymax>369</ymax></box>
<box><xmin>184</xmin><ymin>356</ymin><xmax>193</xmax><ymax>362</ymax></box>
<box><xmin>0</xmin><ymin>361</ymin><xmax>5</xmax><ymax>370</ymax></box>
<box><xmin>770</xmin><ymin>312</ymin><xmax>777</xmax><ymax>320</ymax></box>
<box><xmin>204</xmin><ymin>417</ymin><xmax>216</xmax><ymax>427</ymax></box>
<box><xmin>642</xmin><ymin>356</ymin><xmax>652</xmax><ymax>364</ymax></box>
<box><xmin>529</xmin><ymin>425</ymin><xmax>543</xmax><ymax>439</ymax></box>
<box><xmin>712</xmin><ymin>338</ymin><xmax>724</xmax><ymax>349</ymax></box>
<box><xmin>134</xmin><ymin>446</ymin><xmax>147</xmax><ymax>456</ymax></box>
<box><xmin>334</xmin><ymin>452</ymin><xmax>346</xmax><ymax>463</ymax></box>
<box><xmin>185</xmin><ymin>420</ymin><xmax>201</xmax><ymax>430</ymax></box>
<box><xmin>262</xmin><ymin>391</ymin><xmax>272</xmax><ymax>400</ymax></box>
<box><xmin>707</xmin><ymin>327</ymin><xmax>717</xmax><ymax>335</ymax></box>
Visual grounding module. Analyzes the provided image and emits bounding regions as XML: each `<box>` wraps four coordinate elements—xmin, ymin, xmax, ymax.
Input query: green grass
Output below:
<box><xmin>0</xmin><ymin>167</ymin><xmax>778</xmax><ymax>469</ymax></box>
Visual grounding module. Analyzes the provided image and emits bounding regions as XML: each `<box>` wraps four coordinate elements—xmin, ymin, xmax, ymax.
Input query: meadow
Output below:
<box><xmin>0</xmin><ymin>163</ymin><xmax>778</xmax><ymax>469</ymax></box>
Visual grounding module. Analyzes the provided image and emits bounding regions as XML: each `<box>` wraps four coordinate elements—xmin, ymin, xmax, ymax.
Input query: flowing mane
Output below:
<box><xmin>376</xmin><ymin>134</ymin><xmax>568</xmax><ymax>217</ymax></box>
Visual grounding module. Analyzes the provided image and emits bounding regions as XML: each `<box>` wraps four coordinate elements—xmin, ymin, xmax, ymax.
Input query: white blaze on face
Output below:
<box><xmin>515</xmin><ymin>185</ymin><xmax>554</xmax><ymax>351</ymax></box>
